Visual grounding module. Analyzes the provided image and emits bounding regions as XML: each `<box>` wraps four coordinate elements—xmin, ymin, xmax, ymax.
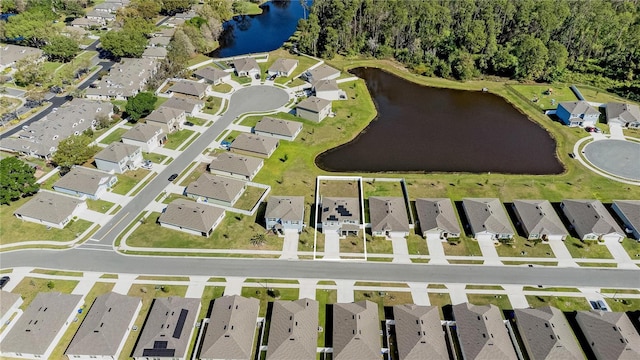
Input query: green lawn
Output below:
<box><xmin>621</xmin><ymin>238</ymin><xmax>640</xmax><ymax>259</ymax></box>
<box><xmin>212</xmin><ymin>83</ymin><xmax>233</xmax><ymax>93</ymax></box>
<box><xmin>354</xmin><ymin>290</ymin><xmax>413</xmax><ymax>320</ymax></box>
<box><xmin>0</xmin><ymin>196</ymin><xmax>92</xmax><ymax>245</ymax></box>
<box><xmin>604</xmin><ymin>298</ymin><xmax>640</xmax><ymax>312</ymax></box>
<box><xmin>495</xmin><ymin>238</ymin><xmax>555</xmax><ymax>258</ymax></box>
<box><xmin>363</xmin><ymin>180</ymin><xmax>405</xmax><ymax>198</ymax></box>
<box><xmin>428</xmin><ymin>293</ymin><xmax>451</xmax><ymax>318</ymax></box>
<box><xmin>110</xmin><ymin>168</ymin><xmax>150</xmax><ymax>195</ymax></box>
<box><xmin>564</xmin><ymin>237</ymin><xmax>614</xmax><ymax>259</ymax></box>
<box><xmin>179</xmin><ymin>161</ymin><xmax>207</xmax><ymax>186</ymax></box>
<box><xmin>525</xmin><ymin>295</ymin><xmax>591</xmax><ymax>311</ymax></box>
<box><xmin>142</xmin><ymin>152</ymin><xmax>168</xmax><ymax>164</ymax></box>
<box><xmin>154</xmin><ymin>96</ymin><xmax>169</xmax><ymax>109</ymax></box>
<box><xmin>231</xmin><ymin>73</ymin><xmax>252</xmax><ymax>85</ymax></box>
<box><xmin>366</xmin><ymin>235</ymin><xmax>394</xmax><ymax>254</ymax></box>
<box><xmin>316</xmin><ymin>289</ymin><xmax>337</xmax><ymax>347</ymax></box>
<box><xmin>187</xmin><ymin>53</ymin><xmax>212</xmax><ymax>67</ymax></box>
<box><xmin>509</xmin><ymin>84</ymin><xmax>577</xmax><ymax>110</ymax></box>
<box><xmin>523</xmin><ymin>286</ymin><xmax>579</xmax><ymax>292</ymax></box>
<box><xmin>186</xmin><ymin>116</ymin><xmax>207</xmax><ymax>126</ymax></box>
<box><xmin>260</xmin><ymin>48</ymin><xmax>320</xmax><ymax>84</ymax></box>
<box><xmin>165</xmin><ymin>129</ymin><xmax>196</xmax><ymax>150</ymax></box>
<box><xmin>406</xmin><ymin>233</ymin><xmax>429</xmax><ymax>255</ymax></box>
<box><xmin>11</xmin><ymin>277</ymin><xmax>79</xmax><ymax>309</ymax></box>
<box><xmin>466</xmin><ymin>294</ymin><xmax>512</xmax><ymax>310</ymax></box>
<box><xmin>86</xmin><ymin>198</ymin><xmax>115</xmax><ymax>213</ymax></box>
<box><xmin>162</xmin><ymin>193</ymin><xmax>191</xmax><ymax>204</ymax></box>
<box><xmin>443</xmin><ymin>236</ymin><xmax>482</xmax><ymax>256</ymax></box>
<box><xmin>126</xmin><ymin>212</ymin><xmax>283</xmax><ymax>252</ymax></box>
<box><xmin>576</xmin><ymin>85</ymin><xmax>638</xmax><ymax>105</ymax></box>
<box><xmin>234</xmin><ymin>185</ymin><xmax>266</xmax><ymax>211</ymax></box>
<box><xmin>31</xmin><ymin>269</ymin><xmax>83</xmax><ymax>277</ymax></box>
<box><xmin>241</xmin><ymin>287</ymin><xmax>299</xmax><ymax>317</ymax></box>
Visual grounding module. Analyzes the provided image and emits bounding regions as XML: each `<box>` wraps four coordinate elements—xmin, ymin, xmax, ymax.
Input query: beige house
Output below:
<box><xmin>145</xmin><ymin>106</ymin><xmax>186</xmax><ymax>133</ymax></box>
<box><xmin>512</xmin><ymin>200</ymin><xmax>568</xmax><ymax>241</ymax></box>
<box><xmin>313</xmin><ymin>79</ymin><xmax>345</xmax><ymax>101</ymax></box>
<box><xmin>296</xmin><ymin>96</ymin><xmax>332</xmax><ymax>122</ymax></box>
<box><xmin>576</xmin><ymin>310</ymin><xmax>640</xmax><ymax>360</ymax></box>
<box><xmin>307</xmin><ymin>64</ymin><xmax>340</xmax><ymax>82</ymax></box>
<box><xmin>121</xmin><ymin>123</ymin><xmax>165</xmax><ymax>152</ymax></box>
<box><xmin>52</xmin><ymin>166</ymin><xmax>117</xmax><ymax>200</ymax></box>
<box><xmin>254</xmin><ymin>117</ymin><xmax>303</xmax><ymax>141</ymax></box>
<box><xmin>268</xmin><ymin>58</ymin><xmax>299</xmax><ymax>77</ymax></box>
<box><xmin>208</xmin><ymin>153</ymin><xmax>264</xmax><ymax>181</ymax></box>
<box><xmin>14</xmin><ymin>191</ymin><xmax>87</xmax><ymax>229</ymax></box>
<box><xmin>415</xmin><ymin>198</ymin><xmax>461</xmax><ymax>239</ymax></box>
<box><xmin>162</xmin><ymin>96</ymin><xmax>204</xmax><ymax>116</ymax></box>
<box><xmin>158</xmin><ymin>199</ymin><xmax>225</xmax><ymax>237</ymax></box>
<box><xmin>560</xmin><ymin>199</ymin><xmax>625</xmax><ymax>242</ymax></box>
<box><xmin>369</xmin><ymin>196</ymin><xmax>410</xmax><ymax>238</ymax></box>
<box><xmin>168</xmin><ymin>80</ymin><xmax>208</xmax><ymax>99</ymax></box>
<box><xmin>332</xmin><ymin>301</ymin><xmax>380</xmax><ymax>360</ymax></box>
<box><xmin>185</xmin><ymin>173</ymin><xmax>246</xmax><ymax>207</ymax></box>
<box><xmin>193</xmin><ymin>66</ymin><xmax>231</xmax><ymax>85</ymax></box>
<box><xmin>231</xmin><ymin>133</ymin><xmax>280</xmax><ymax>158</ymax></box>
<box><xmin>233</xmin><ymin>57</ymin><xmax>260</xmax><ymax>77</ymax></box>
<box><xmin>266</xmin><ymin>299</ymin><xmax>318</xmax><ymax>360</ymax></box>
<box><xmin>452</xmin><ymin>303</ymin><xmax>517</xmax><ymax>360</ymax></box>
<box><xmin>393</xmin><ymin>304</ymin><xmax>449</xmax><ymax>360</ymax></box>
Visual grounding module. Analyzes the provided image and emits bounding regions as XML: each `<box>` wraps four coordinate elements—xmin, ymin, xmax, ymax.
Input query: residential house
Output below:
<box><xmin>313</xmin><ymin>79</ymin><xmax>345</xmax><ymax>101</ymax></box>
<box><xmin>14</xmin><ymin>191</ymin><xmax>87</xmax><ymax>229</ymax></box>
<box><xmin>514</xmin><ymin>306</ymin><xmax>584</xmax><ymax>360</ymax></box>
<box><xmin>268</xmin><ymin>58</ymin><xmax>299</xmax><ymax>77</ymax></box>
<box><xmin>0</xmin><ymin>292</ymin><xmax>83</xmax><ymax>360</ymax></box>
<box><xmin>452</xmin><ymin>303</ymin><xmax>517</xmax><ymax>360</ymax></box>
<box><xmin>266</xmin><ymin>299</ymin><xmax>318</xmax><ymax>360</ymax></box>
<box><xmin>121</xmin><ymin>123</ymin><xmax>166</xmax><ymax>152</ymax></box>
<box><xmin>52</xmin><ymin>166</ymin><xmax>117</xmax><ymax>200</ymax></box>
<box><xmin>393</xmin><ymin>304</ymin><xmax>449</xmax><ymax>360</ymax></box>
<box><xmin>86</xmin><ymin>9</ymin><xmax>116</xmax><ymax>25</ymax></box>
<box><xmin>145</xmin><ymin>106</ymin><xmax>186</xmax><ymax>133</ymax></box>
<box><xmin>0</xmin><ymin>44</ymin><xmax>44</xmax><ymax>72</ymax></box>
<box><xmin>254</xmin><ymin>117</ymin><xmax>303</xmax><ymax>141</ymax></box>
<box><xmin>158</xmin><ymin>199</ymin><xmax>225</xmax><ymax>237</ymax></box>
<box><xmin>194</xmin><ymin>66</ymin><xmax>232</xmax><ymax>85</ymax></box>
<box><xmin>332</xmin><ymin>301</ymin><xmax>380</xmax><ymax>360</ymax></box>
<box><xmin>154</xmin><ymin>28</ymin><xmax>176</xmax><ymax>38</ymax></box>
<box><xmin>94</xmin><ymin>142</ymin><xmax>143</xmax><ymax>174</ymax></box>
<box><xmin>65</xmin><ymin>292</ymin><xmax>142</xmax><ymax>360</ymax></box>
<box><xmin>612</xmin><ymin>200</ymin><xmax>640</xmax><ymax>240</ymax></box>
<box><xmin>208</xmin><ymin>153</ymin><xmax>264</xmax><ymax>181</ymax></box>
<box><xmin>199</xmin><ymin>295</ymin><xmax>260</xmax><ymax>360</ymax></box>
<box><xmin>162</xmin><ymin>96</ymin><xmax>204</xmax><ymax>116</ymax></box>
<box><xmin>0</xmin><ymin>98</ymin><xmax>112</xmax><ymax>160</ymax></box>
<box><xmin>606</xmin><ymin>102</ymin><xmax>640</xmax><ymax>128</ymax></box>
<box><xmin>556</xmin><ymin>101</ymin><xmax>600</xmax><ymax>127</ymax></box>
<box><xmin>307</xmin><ymin>64</ymin><xmax>340</xmax><ymax>82</ymax></box>
<box><xmin>462</xmin><ymin>198</ymin><xmax>515</xmax><ymax>242</ymax></box>
<box><xmin>0</xmin><ymin>291</ymin><xmax>23</xmax><ymax>328</ymax></box>
<box><xmin>560</xmin><ymin>199</ymin><xmax>625</xmax><ymax>242</ymax></box>
<box><xmin>132</xmin><ymin>297</ymin><xmax>201</xmax><ymax>360</ymax></box>
<box><xmin>149</xmin><ymin>36</ymin><xmax>171</xmax><ymax>47</ymax></box>
<box><xmin>142</xmin><ymin>46</ymin><xmax>167</xmax><ymax>59</ymax></box>
<box><xmin>167</xmin><ymin>80</ymin><xmax>208</xmax><ymax>99</ymax></box>
<box><xmin>415</xmin><ymin>198</ymin><xmax>461</xmax><ymax>240</ymax></box>
<box><xmin>231</xmin><ymin>133</ymin><xmax>279</xmax><ymax>158</ymax></box>
<box><xmin>575</xmin><ymin>310</ymin><xmax>640</xmax><ymax>360</ymax></box>
<box><xmin>321</xmin><ymin>197</ymin><xmax>360</xmax><ymax>236</ymax></box>
<box><xmin>71</xmin><ymin>16</ymin><xmax>103</xmax><ymax>28</ymax></box>
<box><xmin>512</xmin><ymin>199</ymin><xmax>568</xmax><ymax>241</ymax></box>
<box><xmin>369</xmin><ymin>196</ymin><xmax>410</xmax><ymax>238</ymax></box>
<box><xmin>296</xmin><ymin>96</ymin><xmax>332</xmax><ymax>122</ymax></box>
<box><xmin>185</xmin><ymin>173</ymin><xmax>246</xmax><ymax>207</ymax></box>
<box><xmin>85</xmin><ymin>58</ymin><xmax>157</xmax><ymax>100</ymax></box>
<box><xmin>233</xmin><ymin>57</ymin><xmax>260</xmax><ymax>77</ymax></box>
<box><xmin>265</xmin><ymin>196</ymin><xmax>305</xmax><ymax>233</ymax></box>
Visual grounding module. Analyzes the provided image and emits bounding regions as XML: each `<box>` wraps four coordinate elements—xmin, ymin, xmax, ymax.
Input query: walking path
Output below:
<box><xmin>390</xmin><ymin>236</ymin><xmax>410</xmax><ymax>263</ymax></box>
<box><xmin>426</xmin><ymin>235</ymin><xmax>448</xmax><ymax>265</ymax></box>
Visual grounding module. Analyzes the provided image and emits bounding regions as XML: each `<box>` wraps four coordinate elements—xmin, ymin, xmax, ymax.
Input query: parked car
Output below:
<box><xmin>0</xmin><ymin>276</ymin><xmax>10</xmax><ymax>289</ymax></box>
<box><xmin>184</xmin><ymin>121</ymin><xmax>194</xmax><ymax>126</ymax></box>
<box><xmin>168</xmin><ymin>173</ymin><xmax>178</xmax><ymax>181</ymax></box>
<box><xmin>255</xmin><ymin>73</ymin><xmax>261</xmax><ymax>80</ymax></box>
<box><xmin>141</xmin><ymin>160</ymin><xmax>153</xmax><ymax>170</ymax></box>
<box><xmin>269</xmin><ymin>74</ymin><xmax>277</xmax><ymax>81</ymax></box>
<box><xmin>596</xmin><ymin>300</ymin><xmax>609</xmax><ymax>311</ymax></box>
<box><xmin>220</xmin><ymin>140</ymin><xmax>231</xmax><ymax>150</ymax></box>
<box><xmin>590</xmin><ymin>300</ymin><xmax>600</xmax><ymax>310</ymax></box>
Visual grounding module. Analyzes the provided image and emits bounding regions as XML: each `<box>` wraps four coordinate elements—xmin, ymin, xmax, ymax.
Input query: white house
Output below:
<box><xmin>560</xmin><ymin>199</ymin><xmax>625</xmax><ymax>242</ymax></box>
<box><xmin>94</xmin><ymin>142</ymin><xmax>143</xmax><ymax>174</ymax></box>
<box><xmin>296</xmin><ymin>96</ymin><xmax>332</xmax><ymax>122</ymax></box>
<box><xmin>14</xmin><ymin>191</ymin><xmax>87</xmax><ymax>229</ymax></box>
<box><xmin>232</xmin><ymin>57</ymin><xmax>260</xmax><ymax>77</ymax></box>
<box><xmin>52</xmin><ymin>166</ymin><xmax>117</xmax><ymax>200</ymax></box>
<box><xmin>121</xmin><ymin>123</ymin><xmax>166</xmax><ymax>152</ymax></box>
<box><xmin>268</xmin><ymin>58</ymin><xmax>298</xmax><ymax>77</ymax></box>
<box><xmin>313</xmin><ymin>79</ymin><xmax>346</xmax><ymax>101</ymax></box>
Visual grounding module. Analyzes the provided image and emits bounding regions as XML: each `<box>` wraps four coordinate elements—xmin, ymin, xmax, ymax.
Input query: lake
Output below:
<box><xmin>212</xmin><ymin>0</ymin><xmax>310</xmax><ymax>58</ymax></box>
<box><xmin>315</xmin><ymin>68</ymin><xmax>564</xmax><ymax>174</ymax></box>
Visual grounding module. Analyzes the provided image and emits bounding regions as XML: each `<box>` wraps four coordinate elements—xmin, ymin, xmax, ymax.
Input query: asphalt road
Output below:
<box><xmin>2</xmin><ymin>249</ymin><xmax>639</xmax><ymax>288</ymax></box>
<box><xmin>87</xmin><ymin>85</ymin><xmax>290</xmax><ymax>246</ymax></box>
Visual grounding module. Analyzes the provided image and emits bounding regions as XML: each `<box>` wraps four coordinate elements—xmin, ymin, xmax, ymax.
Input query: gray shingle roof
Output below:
<box><xmin>265</xmin><ymin>196</ymin><xmax>305</xmax><ymax>223</ymax></box>
<box><xmin>313</xmin><ymin>79</ymin><xmax>339</xmax><ymax>92</ymax></box>
<box><xmin>452</xmin><ymin>303</ymin><xmax>517</xmax><ymax>360</ymax></box>
<box><xmin>462</xmin><ymin>198</ymin><xmax>514</xmax><ymax>236</ymax></box>
<box><xmin>158</xmin><ymin>199</ymin><xmax>225</xmax><ymax>233</ymax></box>
<box><xmin>121</xmin><ymin>123</ymin><xmax>163</xmax><ymax>142</ymax></box>
<box><xmin>369</xmin><ymin>197</ymin><xmax>410</xmax><ymax>233</ymax></box>
<box><xmin>95</xmin><ymin>142</ymin><xmax>140</xmax><ymax>163</ymax></box>
<box><xmin>85</xmin><ymin>58</ymin><xmax>157</xmax><ymax>98</ymax></box>
<box><xmin>606</xmin><ymin>102</ymin><xmax>640</xmax><ymax>124</ymax></box>
<box><xmin>254</xmin><ymin>117</ymin><xmax>302</xmax><ymax>138</ymax></box>
<box><xmin>613</xmin><ymin>200</ymin><xmax>640</xmax><ymax>234</ymax></box>
<box><xmin>162</xmin><ymin>96</ymin><xmax>204</xmax><ymax>113</ymax></box>
<box><xmin>185</xmin><ymin>173</ymin><xmax>245</xmax><ymax>203</ymax></box>
<box><xmin>146</xmin><ymin>106</ymin><xmax>185</xmax><ymax>125</ymax></box>
<box><xmin>575</xmin><ymin>310</ymin><xmax>640</xmax><ymax>360</ymax></box>
<box><xmin>268</xmin><ymin>58</ymin><xmax>298</xmax><ymax>74</ymax></box>
<box><xmin>233</xmin><ymin>57</ymin><xmax>260</xmax><ymax>73</ymax></box>
<box><xmin>266</xmin><ymin>299</ymin><xmax>318</xmax><ymax>360</ymax></box>
<box><xmin>393</xmin><ymin>304</ymin><xmax>448</xmax><ymax>360</ymax></box>
<box><xmin>512</xmin><ymin>200</ymin><xmax>568</xmax><ymax>238</ymax></box>
<box><xmin>168</xmin><ymin>80</ymin><xmax>208</xmax><ymax>97</ymax></box>
<box><xmin>66</xmin><ymin>292</ymin><xmax>142</xmax><ymax>357</ymax></box>
<box><xmin>209</xmin><ymin>153</ymin><xmax>264</xmax><ymax>178</ymax></box>
<box><xmin>142</xmin><ymin>46</ymin><xmax>167</xmax><ymax>58</ymax></box>
<box><xmin>296</xmin><ymin>96</ymin><xmax>331</xmax><ymax>113</ymax></box>
<box><xmin>14</xmin><ymin>191</ymin><xmax>85</xmax><ymax>225</ymax></box>
<box><xmin>231</xmin><ymin>133</ymin><xmax>279</xmax><ymax>156</ymax></box>
<box><xmin>559</xmin><ymin>101</ymin><xmax>600</xmax><ymax>116</ymax></box>
<box><xmin>199</xmin><ymin>295</ymin><xmax>260</xmax><ymax>360</ymax></box>
<box><xmin>332</xmin><ymin>301</ymin><xmax>380</xmax><ymax>360</ymax></box>
<box><xmin>321</xmin><ymin>197</ymin><xmax>360</xmax><ymax>224</ymax></box>
<box><xmin>514</xmin><ymin>306</ymin><xmax>583</xmax><ymax>360</ymax></box>
<box><xmin>561</xmin><ymin>199</ymin><xmax>624</xmax><ymax>238</ymax></box>
<box><xmin>308</xmin><ymin>64</ymin><xmax>340</xmax><ymax>81</ymax></box>
<box><xmin>415</xmin><ymin>198</ymin><xmax>461</xmax><ymax>235</ymax></box>
<box><xmin>194</xmin><ymin>66</ymin><xmax>230</xmax><ymax>83</ymax></box>
<box><xmin>53</xmin><ymin>166</ymin><xmax>116</xmax><ymax>197</ymax></box>
<box><xmin>132</xmin><ymin>297</ymin><xmax>200</xmax><ymax>358</ymax></box>
<box><xmin>149</xmin><ymin>36</ymin><xmax>171</xmax><ymax>47</ymax></box>
<box><xmin>0</xmin><ymin>44</ymin><xmax>43</xmax><ymax>67</ymax></box>
<box><xmin>0</xmin><ymin>291</ymin><xmax>22</xmax><ymax>320</ymax></box>
<box><xmin>0</xmin><ymin>292</ymin><xmax>83</xmax><ymax>355</ymax></box>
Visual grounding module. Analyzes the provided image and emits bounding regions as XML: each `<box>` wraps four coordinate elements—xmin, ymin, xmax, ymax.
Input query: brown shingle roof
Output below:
<box><xmin>162</xmin><ymin>96</ymin><xmax>204</xmax><ymax>113</ymax></box>
<box><xmin>209</xmin><ymin>153</ymin><xmax>264</xmax><ymax>178</ymax></box>
<box><xmin>254</xmin><ymin>117</ymin><xmax>302</xmax><ymax>138</ymax></box>
<box><xmin>194</xmin><ymin>66</ymin><xmax>230</xmax><ymax>83</ymax></box>
<box><xmin>462</xmin><ymin>198</ymin><xmax>514</xmax><ymax>236</ymax></box>
<box><xmin>332</xmin><ymin>301</ymin><xmax>380</xmax><ymax>360</ymax></box>
<box><xmin>145</xmin><ymin>106</ymin><xmax>185</xmax><ymax>125</ymax></box>
<box><xmin>576</xmin><ymin>310</ymin><xmax>640</xmax><ymax>360</ymax></box>
<box><xmin>121</xmin><ymin>123</ymin><xmax>163</xmax><ymax>142</ymax></box>
<box><xmin>308</xmin><ymin>64</ymin><xmax>340</xmax><ymax>81</ymax></box>
<box><xmin>514</xmin><ymin>306</ymin><xmax>583</xmax><ymax>360</ymax></box>
<box><xmin>513</xmin><ymin>200</ymin><xmax>568</xmax><ymax>238</ymax></box>
<box><xmin>168</xmin><ymin>80</ymin><xmax>208</xmax><ymax>97</ymax></box>
<box><xmin>296</xmin><ymin>96</ymin><xmax>331</xmax><ymax>113</ymax></box>
<box><xmin>561</xmin><ymin>199</ymin><xmax>624</xmax><ymax>238</ymax></box>
<box><xmin>452</xmin><ymin>303</ymin><xmax>517</xmax><ymax>360</ymax></box>
<box><xmin>14</xmin><ymin>191</ymin><xmax>85</xmax><ymax>225</ymax></box>
<box><xmin>231</xmin><ymin>133</ymin><xmax>279</xmax><ymax>156</ymax></box>
<box><xmin>158</xmin><ymin>199</ymin><xmax>225</xmax><ymax>233</ymax></box>
<box><xmin>393</xmin><ymin>304</ymin><xmax>448</xmax><ymax>360</ymax></box>
<box><xmin>268</xmin><ymin>58</ymin><xmax>298</xmax><ymax>74</ymax></box>
<box><xmin>233</xmin><ymin>57</ymin><xmax>260</xmax><ymax>73</ymax></box>
<box><xmin>313</xmin><ymin>79</ymin><xmax>339</xmax><ymax>92</ymax></box>
<box><xmin>185</xmin><ymin>173</ymin><xmax>245</xmax><ymax>203</ymax></box>
<box><xmin>265</xmin><ymin>196</ymin><xmax>305</xmax><ymax>223</ymax></box>
<box><xmin>415</xmin><ymin>198</ymin><xmax>461</xmax><ymax>235</ymax></box>
<box><xmin>369</xmin><ymin>197</ymin><xmax>410</xmax><ymax>234</ymax></box>
<box><xmin>95</xmin><ymin>142</ymin><xmax>140</xmax><ymax>163</ymax></box>
<box><xmin>266</xmin><ymin>299</ymin><xmax>318</xmax><ymax>360</ymax></box>
<box><xmin>52</xmin><ymin>166</ymin><xmax>116</xmax><ymax>197</ymax></box>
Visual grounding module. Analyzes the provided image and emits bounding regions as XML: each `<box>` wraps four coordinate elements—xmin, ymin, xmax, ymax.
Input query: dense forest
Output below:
<box><xmin>296</xmin><ymin>0</ymin><xmax>640</xmax><ymax>99</ymax></box>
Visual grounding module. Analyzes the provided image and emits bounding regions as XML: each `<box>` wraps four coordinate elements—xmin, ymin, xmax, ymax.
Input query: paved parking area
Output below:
<box><xmin>583</xmin><ymin>139</ymin><xmax>640</xmax><ymax>180</ymax></box>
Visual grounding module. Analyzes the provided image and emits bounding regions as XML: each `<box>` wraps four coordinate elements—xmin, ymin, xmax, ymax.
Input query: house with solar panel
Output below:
<box><xmin>320</xmin><ymin>197</ymin><xmax>361</xmax><ymax>237</ymax></box>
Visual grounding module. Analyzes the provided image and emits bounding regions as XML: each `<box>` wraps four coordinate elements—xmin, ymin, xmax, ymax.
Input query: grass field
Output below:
<box><xmin>11</xmin><ymin>277</ymin><xmax>79</xmax><ymax>309</ymax></box>
<box><xmin>165</xmin><ymin>129</ymin><xmax>196</xmax><ymax>150</ymax></box>
<box><xmin>428</xmin><ymin>293</ymin><xmax>452</xmax><ymax>318</ymax></box>
<box><xmin>466</xmin><ymin>294</ymin><xmax>512</xmax><ymax>309</ymax></box>
<box><xmin>577</xmin><ymin>85</ymin><xmax>639</xmax><ymax>105</ymax></box>
<box><xmin>496</xmin><ymin>238</ymin><xmax>555</xmax><ymax>258</ymax></box>
<box><xmin>99</xmin><ymin>128</ymin><xmax>127</xmax><ymax>144</ymax></box>
<box><xmin>509</xmin><ymin>84</ymin><xmax>577</xmax><ymax>110</ymax></box>
<box><xmin>354</xmin><ymin>290</ymin><xmax>413</xmax><ymax>320</ymax></box>
<box><xmin>110</xmin><ymin>168</ymin><xmax>150</xmax><ymax>195</ymax></box>
<box><xmin>525</xmin><ymin>295</ymin><xmax>590</xmax><ymax>311</ymax></box>
<box><xmin>443</xmin><ymin>236</ymin><xmax>482</xmax><ymax>256</ymax></box>
<box><xmin>621</xmin><ymin>238</ymin><xmax>640</xmax><ymax>258</ymax></box>
<box><xmin>86</xmin><ymin>198</ymin><xmax>115</xmax><ymax>213</ymax></box>
<box><xmin>604</xmin><ymin>298</ymin><xmax>640</xmax><ymax>312</ymax></box>
<box><xmin>142</xmin><ymin>152</ymin><xmax>168</xmax><ymax>164</ymax></box>
<box><xmin>179</xmin><ymin>161</ymin><xmax>208</xmax><ymax>186</ymax></box>
<box><xmin>564</xmin><ymin>237</ymin><xmax>613</xmax><ymax>259</ymax></box>
<box><xmin>212</xmin><ymin>83</ymin><xmax>233</xmax><ymax>93</ymax></box>
<box><xmin>234</xmin><ymin>185</ymin><xmax>266</xmax><ymax>211</ymax></box>
<box><xmin>241</xmin><ymin>287</ymin><xmax>299</xmax><ymax>316</ymax></box>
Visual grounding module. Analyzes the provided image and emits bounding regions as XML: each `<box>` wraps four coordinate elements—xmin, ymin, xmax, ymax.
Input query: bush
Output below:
<box><xmin>46</xmin><ymin>281</ymin><xmax>55</xmax><ymax>289</ymax></box>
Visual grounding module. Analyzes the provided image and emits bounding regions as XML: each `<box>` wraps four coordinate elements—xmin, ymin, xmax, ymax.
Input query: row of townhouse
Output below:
<box><xmin>556</xmin><ymin>100</ymin><xmax>640</xmax><ymax>128</ymax></box>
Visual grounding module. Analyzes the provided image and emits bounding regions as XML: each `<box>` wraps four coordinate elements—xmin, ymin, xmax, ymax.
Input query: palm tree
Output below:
<box><xmin>250</xmin><ymin>233</ymin><xmax>266</xmax><ymax>246</ymax></box>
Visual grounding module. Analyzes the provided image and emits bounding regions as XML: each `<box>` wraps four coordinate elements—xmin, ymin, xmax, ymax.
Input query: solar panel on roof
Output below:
<box><xmin>143</xmin><ymin>348</ymin><xmax>175</xmax><ymax>357</ymax></box>
<box><xmin>173</xmin><ymin>309</ymin><xmax>188</xmax><ymax>339</ymax></box>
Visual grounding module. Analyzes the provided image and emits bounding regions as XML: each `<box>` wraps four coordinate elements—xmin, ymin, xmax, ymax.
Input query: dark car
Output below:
<box><xmin>0</xmin><ymin>276</ymin><xmax>10</xmax><ymax>289</ymax></box>
<box><xmin>255</xmin><ymin>73</ymin><xmax>261</xmax><ymax>80</ymax></box>
<box><xmin>168</xmin><ymin>173</ymin><xmax>178</xmax><ymax>181</ymax></box>
<box><xmin>184</xmin><ymin>121</ymin><xmax>194</xmax><ymax>126</ymax></box>
<box><xmin>269</xmin><ymin>74</ymin><xmax>277</xmax><ymax>81</ymax></box>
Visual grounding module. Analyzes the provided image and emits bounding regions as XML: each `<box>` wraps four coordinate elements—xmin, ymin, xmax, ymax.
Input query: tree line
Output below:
<box><xmin>295</xmin><ymin>0</ymin><xmax>640</xmax><ymax>98</ymax></box>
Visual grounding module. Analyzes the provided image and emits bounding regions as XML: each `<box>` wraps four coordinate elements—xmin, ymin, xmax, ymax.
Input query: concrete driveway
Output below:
<box><xmin>280</xmin><ymin>229</ymin><xmax>299</xmax><ymax>260</ymax></box>
<box><xmin>324</xmin><ymin>232</ymin><xmax>340</xmax><ymax>260</ymax></box>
